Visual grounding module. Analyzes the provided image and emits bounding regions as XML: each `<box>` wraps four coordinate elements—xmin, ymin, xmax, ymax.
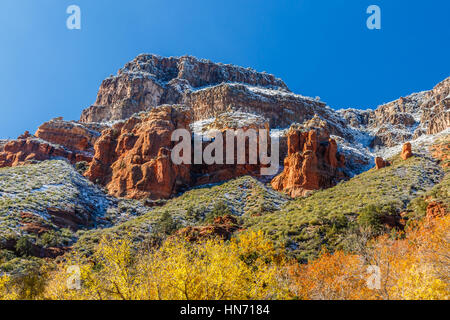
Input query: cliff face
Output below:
<box><xmin>2</xmin><ymin>54</ymin><xmax>449</xmax><ymax>201</ymax></box>
<box><xmin>35</xmin><ymin>118</ymin><xmax>106</xmax><ymax>152</ymax></box>
<box><xmin>340</xmin><ymin>77</ymin><xmax>450</xmax><ymax>148</ymax></box>
<box><xmin>0</xmin><ymin>119</ymin><xmax>105</xmax><ymax>168</ymax></box>
<box><xmin>84</xmin><ymin>105</ymin><xmax>193</xmax><ymax>200</ymax></box>
<box><xmin>80</xmin><ymin>54</ymin><xmax>449</xmax><ymax>154</ymax></box>
<box><xmin>186</xmin><ymin>83</ymin><xmax>347</xmax><ymax>132</ymax></box>
<box><xmin>84</xmin><ymin>107</ymin><xmax>275</xmax><ymax>200</ymax></box>
<box><xmin>79</xmin><ymin>54</ymin><xmax>350</xmax><ymax>136</ymax></box>
<box><xmin>80</xmin><ymin>54</ymin><xmax>288</xmax><ymax>123</ymax></box>
<box><xmin>271</xmin><ymin>124</ymin><xmax>346</xmax><ymax>198</ymax></box>
<box><xmin>422</xmin><ymin>78</ymin><xmax>450</xmax><ymax>135</ymax></box>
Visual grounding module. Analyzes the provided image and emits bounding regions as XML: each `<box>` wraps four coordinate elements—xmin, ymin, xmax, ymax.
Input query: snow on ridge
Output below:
<box><xmin>190</xmin><ymin>82</ymin><xmax>322</xmax><ymax>105</ymax></box>
<box><xmin>245</xmin><ymin>85</ymin><xmax>318</xmax><ymax>102</ymax></box>
<box><xmin>374</xmin><ymin>128</ymin><xmax>450</xmax><ymax>160</ymax></box>
<box><xmin>115</xmin><ymin>53</ymin><xmax>288</xmax><ymax>90</ymax></box>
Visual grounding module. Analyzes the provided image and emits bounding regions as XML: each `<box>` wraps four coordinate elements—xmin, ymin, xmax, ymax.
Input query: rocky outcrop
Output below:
<box><xmin>375</xmin><ymin>157</ymin><xmax>389</xmax><ymax>169</ymax></box>
<box><xmin>80</xmin><ymin>54</ymin><xmax>288</xmax><ymax>123</ymax></box>
<box><xmin>430</xmin><ymin>138</ymin><xmax>450</xmax><ymax>168</ymax></box>
<box><xmin>190</xmin><ymin>111</ymin><xmax>271</xmax><ymax>185</ymax></box>
<box><xmin>340</xmin><ymin>77</ymin><xmax>450</xmax><ymax>148</ymax></box>
<box><xmin>186</xmin><ymin>83</ymin><xmax>341</xmax><ymax>130</ymax></box>
<box><xmin>46</xmin><ymin>207</ymin><xmax>93</xmax><ymax>231</ymax></box>
<box><xmin>20</xmin><ymin>212</ymin><xmax>52</xmax><ymax>236</ymax></box>
<box><xmin>85</xmin><ymin>105</ymin><xmax>193</xmax><ymax>200</ymax></box>
<box><xmin>422</xmin><ymin>78</ymin><xmax>450</xmax><ymax>135</ymax></box>
<box><xmin>271</xmin><ymin>124</ymin><xmax>346</xmax><ymax>198</ymax></box>
<box><xmin>0</xmin><ymin>119</ymin><xmax>105</xmax><ymax>168</ymax></box>
<box><xmin>0</xmin><ymin>136</ymin><xmax>92</xmax><ymax>168</ymax></box>
<box><xmin>401</xmin><ymin>142</ymin><xmax>413</xmax><ymax>160</ymax></box>
<box><xmin>79</xmin><ymin>54</ymin><xmax>352</xmax><ymax>139</ymax></box>
<box><xmin>85</xmin><ymin>106</ymin><xmax>275</xmax><ymax>200</ymax></box>
<box><xmin>174</xmin><ymin>215</ymin><xmax>240</xmax><ymax>242</ymax></box>
<box><xmin>426</xmin><ymin>201</ymin><xmax>447</xmax><ymax>220</ymax></box>
<box><xmin>35</xmin><ymin>118</ymin><xmax>106</xmax><ymax>152</ymax></box>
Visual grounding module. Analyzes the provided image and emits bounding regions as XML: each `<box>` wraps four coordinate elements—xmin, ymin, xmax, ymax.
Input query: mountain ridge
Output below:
<box><xmin>0</xmin><ymin>54</ymin><xmax>448</xmax><ymax>274</ymax></box>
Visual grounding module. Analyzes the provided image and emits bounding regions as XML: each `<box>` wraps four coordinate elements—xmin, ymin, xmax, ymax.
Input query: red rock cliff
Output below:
<box><xmin>0</xmin><ymin>136</ymin><xmax>92</xmax><ymax>168</ymax></box>
<box><xmin>271</xmin><ymin>125</ymin><xmax>346</xmax><ymax>198</ymax></box>
<box><xmin>85</xmin><ymin>105</ymin><xmax>193</xmax><ymax>199</ymax></box>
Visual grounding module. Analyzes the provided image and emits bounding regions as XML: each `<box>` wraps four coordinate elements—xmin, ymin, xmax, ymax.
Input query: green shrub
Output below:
<box><xmin>205</xmin><ymin>201</ymin><xmax>231</xmax><ymax>222</ymax></box>
<box><xmin>357</xmin><ymin>205</ymin><xmax>384</xmax><ymax>233</ymax></box>
<box><xmin>407</xmin><ymin>197</ymin><xmax>428</xmax><ymax>219</ymax></box>
<box><xmin>75</xmin><ymin>161</ymin><xmax>89</xmax><ymax>175</ymax></box>
<box><xmin>39</xmin><ymin>231</ymin><xmax>61</xmax><ymax>248</ymax></box>
<box><xmin>357</xmin><ymin>203</ymin><xmax>398</xmax><ymax>234</ymax></box>
<box><xmin>157</xmin><ymin>211</ymin><xmax>180</xmax><ymax>235</ymax></box>
<box><xmin>186</xmin><ymin>205</ymin><xmax>203</xmax><ymax>223</ymax></box>
<box><xmin>15</xmin><ymin>236</ymin><xmax>33</xmax><ymax>257</ymax></box>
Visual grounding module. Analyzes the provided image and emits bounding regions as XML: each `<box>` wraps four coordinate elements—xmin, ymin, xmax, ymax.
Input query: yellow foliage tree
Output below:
<box><xmin>0</xmin><ymin>274</ymin><xmax>18</xmax><ymax>300</ymax></box>
<box><xmin>4</xmin><ymin>215</ymin><xmax>449</xmax><ymax>300</ymax></box>
<box><xmin>44</xmin><ymin>231</ymin><xmax>290</xmax><ymax>300</ymax></box>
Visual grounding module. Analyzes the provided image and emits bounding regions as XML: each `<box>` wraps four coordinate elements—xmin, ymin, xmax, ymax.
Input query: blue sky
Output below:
<box><xmin>0</xmin><ymin>0</ymin><xmax>449</xmax><ymax>138</ymax></box>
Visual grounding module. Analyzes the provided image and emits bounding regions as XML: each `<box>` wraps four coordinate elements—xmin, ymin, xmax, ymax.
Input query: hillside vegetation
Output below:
<box><xmin>75</xmin><ymin>176</ymin><xmax>288</xmax><ymax>255</ymax></box>
<box><xmin>247</xmin><ymin>154</ymin><xmax>445</xmax><ymax>261</ymax></box>
<box><xmin>0</xmin><ymin>160</ymin><xmax>148</xmax><ymax>274</ymax></box>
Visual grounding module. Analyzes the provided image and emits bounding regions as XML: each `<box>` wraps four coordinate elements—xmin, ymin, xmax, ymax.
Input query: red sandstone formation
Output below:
<box><xmin>0</xmin><ymin>136</ymin><xmax>92</xmax><ymax>168</ymax></box>
<box><xmin>20</xmin><ymin>212</ymin><xmax>52</xmax><ymax>236</ymax></box>
<box><xmin>426</xmin><ymin>202</ymin><xmax>447</xmax><ymax>221</ymax></box>
<box><xmin>0</xmin><ymin>119</ymin><xmax>105</xmax><ymax>168</ymax></box>
<box><xmin>85</xmin><ymin>106</ymin><xmax>275</xmax><ymax>200</ymax></box>
<box><xmin>84</xmin><ymin>105</ymin><xmax>193</xmax><ymax>200</ymax></box>
<box><xmin>271</xmin><ymin>125</ymin><xmax>346</xmax><ymax>198</ymax></box>
<box><xmin>430</xmin><ymin>139</ymin><xmax>450</xmax><ymax>168</ymax></box>
<box><xmin>375</xmin><ymin>157</ymin><xmax>389</xmax><ymax>169</ymax></box>
<box><xmin>191</xmin><ymin>111</ymin><xmax>271</xmax><ymax>186</ymax></box>
<box><xmin>401</xmin><ymin>142</ymin><xmax>413</xmax><ymax>160</ymax></box>
<box><xmin>35</xmin><ymin>118</ymin><xmax>106</xmax><ymax>152</ymax></box>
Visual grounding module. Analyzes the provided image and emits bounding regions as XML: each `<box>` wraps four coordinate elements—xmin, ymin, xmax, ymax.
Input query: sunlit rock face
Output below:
<box><xmin>271</xmin><ymin>123</ymin><xmax>346</xmax><ymax>198</ymax></box>
<box><xmin>84</xmin><ymin>105</ymin><xmax>193</xmax><ymax>200</ymax></box>
<box><xmin>79</xmin><ymin>54</ymin><xmax>346</xmax><ymax>133</ymax></box>
<box><xmin>339</xmin><ymin>77</ymin><xmax>450</xmax><ymax>148</ymax></box>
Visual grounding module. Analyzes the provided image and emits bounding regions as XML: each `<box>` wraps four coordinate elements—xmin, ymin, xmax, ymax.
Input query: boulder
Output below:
<box><xmin>35</xmin><ymin>119</ymin><xmax>106</xmax><ymax>152</ymax></box>
<box><xmin>375</xmin><ymin>157</ymin><xmax>389</xmax><ymax>169</ymax></box>
<box><xmin>401</xmin><ymin>142</ymin><xmax>413</xmax><ymax>160</ymax></box>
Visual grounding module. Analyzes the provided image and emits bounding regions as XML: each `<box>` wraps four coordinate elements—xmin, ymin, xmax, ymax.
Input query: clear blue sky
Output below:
<box><xmin>0</xmin><ymin>0</ymin><xmax>449</xmax><ymax>138</ymax></box>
